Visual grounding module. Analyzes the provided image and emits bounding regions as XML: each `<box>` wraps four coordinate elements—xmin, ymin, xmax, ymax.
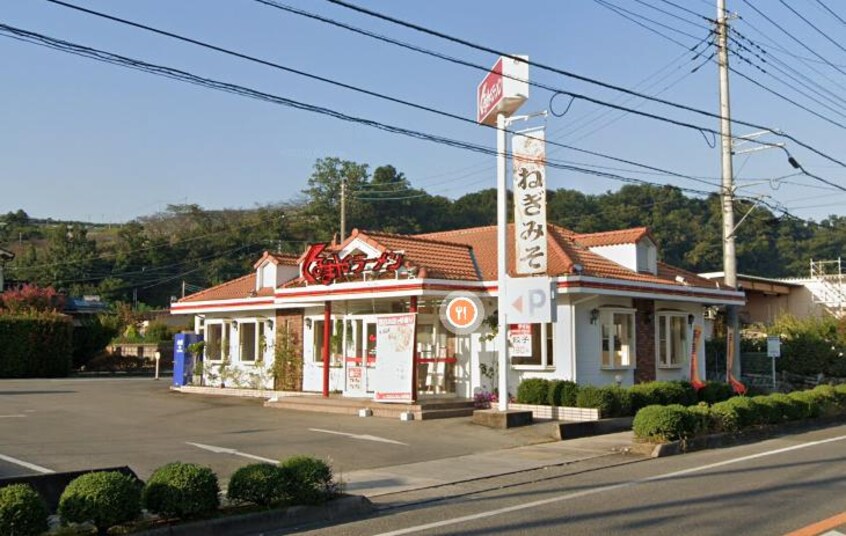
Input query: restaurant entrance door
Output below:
<box><xmin>342</xmin><ymin>317</ymin><xmax>378</xmax><ymax>397</ymax></box>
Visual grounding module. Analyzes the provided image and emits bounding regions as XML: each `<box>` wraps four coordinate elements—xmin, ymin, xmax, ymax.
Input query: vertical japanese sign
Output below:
<box><xmin>373</xmin><ymin>314</ymin><xmax>415</xmax><ymax>403</ymax></box>
<box><xmin>512</xmin><ymin>128</ymin><xmax>547</xmax><ymax>275</ymax></box>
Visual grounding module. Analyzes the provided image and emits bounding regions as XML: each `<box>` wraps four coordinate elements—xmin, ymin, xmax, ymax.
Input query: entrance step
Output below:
<box><xmin>264</xmin><ymin>395</ymin><xmax>475</xmax><ymax>420</ymax></box>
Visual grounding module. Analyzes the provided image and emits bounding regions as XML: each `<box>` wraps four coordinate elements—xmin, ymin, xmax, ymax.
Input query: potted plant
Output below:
<box><xmin>187</xmin><ymin>341</ymin><xmax>206</xmax><ymax>386</ymax></box>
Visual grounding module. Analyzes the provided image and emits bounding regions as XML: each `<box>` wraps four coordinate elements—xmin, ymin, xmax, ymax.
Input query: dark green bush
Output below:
<box><xmin>58</xmin><ymin>471</ymin><xmax>141</xmax><ymax>533</ymax></box>
<box><xmin>604</xmin><ymin>385</ymin><xmax>632</xmax><ymax>417</ymax></box>
<box><xmin>710</xmin><ymin>401</ymin><xmax>741</xmax><ymax>433</ymax></box>
<box><xmin>788</xmin><ymin>391</ymin><xmax>822</xmax><ymax>419</ymax></box>
<box><xmin>72</xmin><ymin>315</ymin><xmax>119</xmax><ymax>369</ymax></box>
<box><xmin>749</xmin><ymin>396</ymin><xmax>784</xmax><ymax>425</ymax></box>
<box><xmin>0</xmin><ymin>483</ymin><xmax>48</xmax><ymax>536</ymax></box>
<box><xmin>279</xmin><ymin>456</ymin><xmax>339</xmax><ymax>506</ymax></box>
<box><xmin>722</xmin><ymin>396</ymin><xmax>759</xmax><ymax>427</ymax></box>
<box><xmin>628</xmin><ymin>383</ymin><xmax>660</xmax><ymax>412</ymax></box>
<box><xmin>629</xmin><ymin>381</ymin><xmax>696</xmax><ymax>411</ymax></box>
<box><xmin>811</xmin><ymin>385</ymin><xmax>842</xmax><ymax>414</ymax></box>
<box><xmin>575</xmin><ymin>385</ymin><xmax>614</xmax><ymax>417</ymax></box>
<box><xmin>697</xmin><ymin>381</ymin><xmax>734</xmax><ymax>404</ymax></box>
<box><xmin>769</xmin><ymin>393</ymin><xmax>805</xmax><ymax>421</ymax></box>
<box><xmin>547</xmin><ymin>380</ymin><xmax>579</xmax><ymax>407</ymax></box>
<box><xmin>632</xmin><ymin>404</ymin><xmax>696</xmax><ymax>442</ymax></box>
<box><xmin>687</xmin><ymin>403</ymin><xmax>714</xmax><ymax>435</ymax></box>
<box><xmin>142</xmin><ymin>462</ymin><xmax>219</xmax><ymax>518</ymax></box>
<box><xmin>516</xmin><ymin>378</ymin><xmax>550</xmax><ymax>405</ymax></box>
<box><xmin>0</xmin><ymin>313</ymin><xmax>72</xmax><ymax>378</ymax></box>
<box><xmin>669</xmin><ymin>381</ymin><xmax>699</xmax><ymax>406</ymax></box>
<box><xmin>145</xmin><ymin>321</ymin><xmax>172</xmax><ymax>342</ymax></box>
<box><xmin>227</xmin><ymin>463</ymin><xmax>288</xmax><ymax>507</ymax></box>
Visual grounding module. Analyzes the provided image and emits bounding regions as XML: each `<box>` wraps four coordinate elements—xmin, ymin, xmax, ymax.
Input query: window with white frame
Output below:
<box><xmin>510</xmin><ymin>323</ymin><xmax>554</xmax><ymax>368</ymax></box>
<box><xmin>205</xmin><ymin>322</ymin><xmax>230</xmax><ymax>362</ymax></box>
<box><xmin>238</xmin><ymin>320</ymin><xmax>266</xmax><ymax>363</ymax></box>
<box><xmin>600</xmin><ymin>310</ymin><xmax>635</xmax><ymax>368</ymax></box>
<box><xmin>657</xmin><ymin>313</ymin><xmax>687</xmax><ymax>367</ymax></box>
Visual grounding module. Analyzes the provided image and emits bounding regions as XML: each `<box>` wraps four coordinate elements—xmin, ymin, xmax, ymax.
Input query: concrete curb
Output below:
<box><xmin>136</xmin><ymin>495</ymin><xmax>374</xmax><ymax>536</ymax></box>
<box><xmin>642</xmin><ymin>413</ymin><xmax>846</xmax><ymax>458</ymax></box>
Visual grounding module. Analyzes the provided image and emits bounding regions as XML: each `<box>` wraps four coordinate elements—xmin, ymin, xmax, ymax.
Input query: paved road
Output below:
<box><xmin>0</xmin><ymin>378</ymin><xmax>553</xmax><ymax>482</ymax></box>
<box><xmin>291</xmin><ymin>423</ymin><xmax>846</xmax><ymax>536</ymax></box>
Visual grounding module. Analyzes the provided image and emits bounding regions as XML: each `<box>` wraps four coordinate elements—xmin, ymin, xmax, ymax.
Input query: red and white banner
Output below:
<box><xmin>373</xmin><ymin>314</ymin><xmax>415</xmax><ymax>402</ymax></box>
<box><xmin>513</xmin><ymin>128</ymin><xmax>547</xmax><ymax>275</ymax></box>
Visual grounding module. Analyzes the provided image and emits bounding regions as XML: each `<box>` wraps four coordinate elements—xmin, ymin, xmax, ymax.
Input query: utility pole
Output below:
<box><xmin>717</xmin><ymin>0</ymin><xmax>741</xmax><ymax>386</ymax></box>
<box><xmin>340</xmin><ymin>177</ymin><xmax>347</xmax><ymax>242</ymax></box>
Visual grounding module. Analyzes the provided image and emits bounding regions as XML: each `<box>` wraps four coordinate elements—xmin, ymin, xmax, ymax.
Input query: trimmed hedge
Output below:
<box><xmin>696</xmin><ymin>381</ymin><xmax>734</xmax><ymax>405</ymax></box>
<box><xmin>0</xmin><ymin>313</ymin><xmax>73</xmax><ymax>377</ymax></box>
<box><xmin>142</xmin><ymin>462</ymin><xmax>219</xmax><ymax>519</ymax></box>
<box><xmin>279</xmin><ymin>456</ymin><xmax>339</xmax><ymax>506</ymax></box>
<box><xmin>632</xmin><ymin>404</ymin><xmax>696</xmax><ymax>442</ymax></box>
<box><xmin>516</xmin><ymin>378</ymin><xmax>549</xmax><ymax>405</ymax></box>
<box><xmin>227</xmin><ymin>463</ymin><xmax>288</xmax><ymax>507</ymax></box>
<box><xmin>58</xmin><ymin>471</ymin><xmax>141</xmax><ymax>533</ymax></box>
<box><xmin>0</xmin><ymin>483</ymin><xmax>48</xmax><ymax>536</ymax></box>
<box><xmin>547</xmin><ymin>380</ymin><xmax>579</xmax><ymax>407</ymax></box>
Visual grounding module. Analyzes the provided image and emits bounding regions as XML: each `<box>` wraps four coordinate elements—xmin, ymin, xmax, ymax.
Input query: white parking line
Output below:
<box><xmin>0</xmin><ymin>453</ymin><xmax>54</xmax><ymax>474</ymax></box>
<box><xmin>0</xmin><ymin>414</ymin><xmax>26</xmax><ymax>418</ymax></box>
<box><xmin>309</xmin><ymin>428</ymin><xmax>408</xmax><ymax>446</ymax></box>
<box><xmin>185</xmin><ymin>442</ymin><xmax>278</xmax><ymax>464</ymax></box>
<box><xmin>374</xmin><ymin>433</ymin><xmax>846</xmax><ymax>536</ymax></box>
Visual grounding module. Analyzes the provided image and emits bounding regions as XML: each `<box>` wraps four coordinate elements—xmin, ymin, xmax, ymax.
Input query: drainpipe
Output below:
<box><xmin>322</xmin><ymin>301</ymin><xmax>331</xmax><ymax>397</ymax></box>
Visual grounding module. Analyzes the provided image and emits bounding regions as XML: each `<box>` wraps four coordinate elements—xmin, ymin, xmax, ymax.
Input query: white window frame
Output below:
<box><xmin>599</xmin><ymin>308</ymin><xmax>636</xmax><ymax>370</ymax></box>
<box><xmin>236</xmin><ymin>318</ymin><xmax>268</xmax><ymax>364</ymax></box>
<box><xmin>511</xmin><ymin>323</ymin><xmax>555</xmax><ymax>370</ymax></box>
<box><xmin>203</xmin><ymin>320</ymin><xmax>232</xmax><ymax>363</ymax></box>
<box><xmin>655</xmin><ymin>312</ymin><xmax>688</xmax><ymax>369</ymax></box>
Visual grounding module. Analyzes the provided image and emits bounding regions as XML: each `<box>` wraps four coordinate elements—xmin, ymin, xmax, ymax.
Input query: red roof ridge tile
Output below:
<box><xmin>178</xmin><ymin>273</ymin><xmax>256</xmax><ymax>303</ymax></box>
<box><xmin>361</xmin><ymin>229</ymin><xmax>476</xmax><ymax>250</ymax></box>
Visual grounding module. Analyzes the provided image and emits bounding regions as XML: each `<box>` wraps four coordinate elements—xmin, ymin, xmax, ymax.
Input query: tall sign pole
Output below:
<box><xmin>717</xmin><ymin>0</ymin><xmax>742</xmax><ymax>390</ymax></box>
<box><xmin>477</xmin><ymin>56</ymin><xmax>529</xmax><ymax>412</ymax></box>
<box><xmin>496</xmin><ymin>112</ymin><xmax>509</xmax><ymax>411</ymax></box>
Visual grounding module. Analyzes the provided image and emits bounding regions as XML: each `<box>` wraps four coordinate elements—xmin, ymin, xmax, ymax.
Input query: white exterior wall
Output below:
<box><xmin>574</xmin><ymin>296</ymin><xmax>636</xmax><ymax>387</ymax></box>
<box><xmin>653</xmin><ymin>301</ymin><xmax>705</xmax><ymax>383</ymax></box>
<box><xmin>589</xmin><ymin>244</ymin><xmax>638</xmax><ymax>273</ymax></box>
<box><xmin>200</xmin><ymin>314</ymin><xmax>277</xmax><ymax>389</ymax></box>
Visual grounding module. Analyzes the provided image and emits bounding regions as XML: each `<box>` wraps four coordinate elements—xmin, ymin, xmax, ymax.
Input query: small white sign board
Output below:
<box><xmin>767</xmin><ymin>336</ymin><xmax>781</xmax><ymax>358</ymax></box>
<box><xmin>504</xmin><ymin>276</ymin><xmax>554</xmax><ymax>324</ymax></box>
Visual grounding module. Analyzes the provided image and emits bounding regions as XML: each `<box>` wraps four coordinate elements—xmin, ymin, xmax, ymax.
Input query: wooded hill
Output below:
<box><xmin>3</xmin><ymin>157</ymin><xmax>844</xmax><ymax>307</ymax></box>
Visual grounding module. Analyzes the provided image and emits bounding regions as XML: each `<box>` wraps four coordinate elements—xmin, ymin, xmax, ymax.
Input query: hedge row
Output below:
<box><xmin>515</xmin><ymin>379</ymin><xmax>736</xmax><ymax>418</ymax></box>
<box><xmin>633</xmin><ymin>384</ymin><xmax>846</xmax><ymax>442</ymax></box>
<box><xmin>0</xmin><ymin>313</ymin><xmax>73</xmax><ymax>378</ymax></box>
<box><xmin>0</xmin><ymin>457</ymin><xmax>341</xmax><ymax>535</ymax></box>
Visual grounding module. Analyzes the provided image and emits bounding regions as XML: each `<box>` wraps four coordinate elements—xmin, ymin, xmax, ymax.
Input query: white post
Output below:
<box><xmin>154</xmin><ymin>351</ymin><xmax>161</xmax><ymax>380</ymax></box>
<box><xmin>496</xmin><ymin>112</ymin><xmax>509</xmax><ymax>412</ymax></box>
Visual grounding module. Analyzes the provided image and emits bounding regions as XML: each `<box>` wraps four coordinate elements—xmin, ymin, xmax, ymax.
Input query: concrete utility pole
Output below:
<box><xmin>340</xmin><ymin>177</ymin><xmax>347</xmax><ymax>242</ymax></box>
<box><xmin>717</xmin><ymin>0</ymin><xmax>741</xmax><ymax>382</ymax></box>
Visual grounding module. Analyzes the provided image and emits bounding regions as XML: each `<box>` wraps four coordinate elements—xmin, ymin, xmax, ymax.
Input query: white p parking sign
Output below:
<box><xmin>505</xmin><ymin>276</ymin><xmax>554</xmax><ymax>324</ymax></box>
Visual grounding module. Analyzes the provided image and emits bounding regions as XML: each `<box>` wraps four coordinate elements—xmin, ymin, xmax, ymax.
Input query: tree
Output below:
<box><xmin>302</xmin><ymin>157</ymin><xmax>369</xmax><ymax>240</ymax></box>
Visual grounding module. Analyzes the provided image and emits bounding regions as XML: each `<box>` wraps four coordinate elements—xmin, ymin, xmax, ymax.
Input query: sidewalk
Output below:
<box><xmin>341</xmin><ymin>430</ymin><xmax>638</xmax><ymax>498</ymax></box>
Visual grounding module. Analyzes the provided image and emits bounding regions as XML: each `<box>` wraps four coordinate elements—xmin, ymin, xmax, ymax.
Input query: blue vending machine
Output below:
<box><xmin>173</xmin><ymin>332</ymin><xmax>202</xmax><ymax>387</ymax></box>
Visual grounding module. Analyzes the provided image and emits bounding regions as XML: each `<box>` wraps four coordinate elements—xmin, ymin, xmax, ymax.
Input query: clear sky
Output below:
<box><xmin>2</xmin><ymin>0</ymin><xmax>845</xmax><ymax>223</ymax></box>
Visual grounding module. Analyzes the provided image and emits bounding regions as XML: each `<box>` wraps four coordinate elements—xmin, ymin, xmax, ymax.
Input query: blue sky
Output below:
<box><xmin>2</xmin><ymin>0</ymin><xmax>845</xmax><ymax>223</ymax></box>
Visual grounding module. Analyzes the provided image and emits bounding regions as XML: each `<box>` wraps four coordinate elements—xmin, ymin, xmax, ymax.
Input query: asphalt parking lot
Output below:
<box><xmin>0</xmin><ymin>378</ymin><xmax>551</xmax><ymax>484</ymax></box>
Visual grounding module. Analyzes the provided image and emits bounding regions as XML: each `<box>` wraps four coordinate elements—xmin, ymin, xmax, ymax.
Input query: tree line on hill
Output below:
<box><xmin>3</xmin><ymin>156</ymin><xmax>845</xmax><ymax>308</ymax></box>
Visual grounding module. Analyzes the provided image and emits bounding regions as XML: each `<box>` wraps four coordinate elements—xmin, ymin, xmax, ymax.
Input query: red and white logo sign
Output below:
<box><xmin>477</xmin><ymin>58</ymin><xmax>504</xmax><ymax>125</ymax></box>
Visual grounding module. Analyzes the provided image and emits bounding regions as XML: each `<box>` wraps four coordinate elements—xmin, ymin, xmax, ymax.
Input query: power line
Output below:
<box><xmin>41</xmin><ymin>0</ymin><xmax>723</xmax><ymax>191</ymax></box>
<box><xmin>655</xmin><ymin>0</ymin><xmax>713</xmax><ymax>22</ymax></box>
<box><xmin>322</xmin><ymin>0</ymin><xmax>846</xmax><ymax>169</ymax></box>
<box><xmin>814</xmin><ymin>0</ymin><xmax>846</xmax><ymax>27</ymax></box>
<box><xmin>777</xmin><ymin>0</ymin><xmax>846</xmax><ymax>56</ymax></box>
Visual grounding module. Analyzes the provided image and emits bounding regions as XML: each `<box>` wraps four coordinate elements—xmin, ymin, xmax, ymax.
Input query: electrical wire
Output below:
<box><xmin>777</xmin><ymin>0</ymin><xmax>846</xmax><ymax>56</ymax></box>
<box><xmin>321</xmin><ymin>0</ymin><xmax>846</xmax><ymax>169</ymax></box>
<box><xmin>814</xmin><ymin>0</ymin><xmax>846</xmax><ymax>26</ymax></box>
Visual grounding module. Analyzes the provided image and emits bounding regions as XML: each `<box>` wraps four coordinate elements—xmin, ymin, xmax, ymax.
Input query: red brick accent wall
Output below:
<box><xmin>633</xmin><ymin>299</ymin><xmax>656</xmax><ymax>384</ymax></box>
<box><xmin>275</xmin><ymin>309</ymin><xmax>304</xmax><ymax>391</ymax></box>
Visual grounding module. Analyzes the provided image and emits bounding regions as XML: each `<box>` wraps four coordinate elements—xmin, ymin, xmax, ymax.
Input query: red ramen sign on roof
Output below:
<box><xmin>301</xmin><ymin>243</ymin><xmax>405</xmax><ymax>285</ymax></box>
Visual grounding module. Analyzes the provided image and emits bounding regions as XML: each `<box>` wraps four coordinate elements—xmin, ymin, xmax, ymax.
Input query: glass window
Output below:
<box><xmin>657</xmin><ymin>314</ymin><xmax>687</xmax><ymax>367</ymax></box>
<box><xmin>510</xmin><ymin>323</ymin><xmax>553</xmax><ymax>367</ymax></box>
<box><xmin>206</xmin><ymin>324</ymin><xmax>222</xmax><ymax>361</ymax></box>
<box><xmin>240</xmin><ymin>322</ymin><xmax>257</xmax><ymax>362</ymax></box>
<box><xmin>601</xmin><ymin>311</ymin><xmax>634</xmax><ymax>368</ymax></box>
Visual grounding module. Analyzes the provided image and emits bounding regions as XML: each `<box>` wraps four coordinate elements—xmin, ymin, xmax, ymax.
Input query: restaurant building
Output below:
<box><xmin>170</xmin><ymin>224</ymin><xmax>744</xmax><ymax>400</ymax></box>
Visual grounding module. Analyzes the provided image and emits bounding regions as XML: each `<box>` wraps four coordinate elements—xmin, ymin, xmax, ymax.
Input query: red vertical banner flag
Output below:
<box><xmin>512</xmin><ymin>128</ymin><xmax>547</xmax><ymax>275</ymax></box>
<box><xmin>689</xmin><ymin>325</ymin><xmax>705</xmax><ymax>391</ymax></box>
<box><xmin>726</xmin><ymin>330</ymin><xmax>747</xmax><ymax>395</ymax></box>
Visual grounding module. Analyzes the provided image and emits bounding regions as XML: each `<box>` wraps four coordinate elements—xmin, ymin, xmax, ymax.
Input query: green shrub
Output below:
<box><xmin>0</xmin><ymin>484</ymin><xmax>48</xmax><ymax>536</ymax></box>
<box><xmin>72</xmin><ymin>315</ymin><xmax>119</xmax><ymax>369</ymax></box>
<box><xmin>768</xmin><ymin>393</ymin><xmax>805</xmax><ymax>421</ymax></box>
<box><xmin>629</xmin><ymin>381</ymin><xmax>696</xmax><ymax>411</ymax></box>
<box><xmin>0</xmin><ymin>313</ymin><xmax>73</xmax><ymax>378</ymax></box>
<box><xmin>632</xmin><ymin>404</ymin><xmax>696</xmax><ymax>442</ymax></box>
<box><xmin>811</xmin><ymin>385</ymin><xmax>843</xmax><ymax>415</ymax></box>
<box><xmin>697</xmin><ymin>382</ymin><xmax>734</xmax><ymax>405</ymax></box>
<box><xmin>144</xmin><ymin>321</ymin><xmax>172</xmax><ymax>342</ymax></box>
<box><xmin>58</xmin><ymin>471</ymin><xmax>141</xmax><ymax>533</ymax></box>
<box><xmin>604</xmin><ymin>385</ymin><xmax>633</xmax><ymax>417</ymax></box>
<box><xmin>722</xmin><ymin>396</ymin><xmax>759</xmax><ymax>427</ymax></box>
<box><xmin>749</xmin><ymin>396</ymin><xmax>784</xmax><ymax>425</ymax></box>
<box><xmin>710</xmin><ymin>401</ymin><xmax>741</xmax><ymax>433</ymax></box>
<box><xmin>142</xmin><ymin>462</ymin><xmax>219</xmax><ymax>518</ymax></box>
<box><xmin>227</xmin><ymin>464</ymin><xmax>288</xmax><ymax>507</ymax></box>
<box><xmin>279</xmin><ymin>456</ymin><xmax>339</xmax><ymax>505</ymax></box>
<box><xmin>788</xmin><ymin>390</ymin><xmax>822</xmax><ymax>419</ymax></box>
<box><xmin>687</xmin><ymin>403</ymin><xmax>715</xmax><ymax>435</ymax></box>
<box><xmin>629</xmin><ymin>383</ymin><xmax>660</xmax><ymax>412</ymax></box>
<box><xmin>547</xmin><ymin>380</ymin><xmax>579</xmax><ymax>407</ymax></box>
<box><xmin>516</xmin><ymin>378</ymin><xmax>550</xmax><ymax>405</ymax></box>
<box><xmin>669</xmin><ymin>381</ymin><xmax>699</xmax><ymax>406</ymax></box>
<box><xmin>575</xmin><ymin>385</ymin><xmax>614</xmax><ymax>417</ymax></box>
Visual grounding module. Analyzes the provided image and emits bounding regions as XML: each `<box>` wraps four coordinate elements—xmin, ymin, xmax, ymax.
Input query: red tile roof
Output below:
<box><xmin>573</xmin><ymin>227</ymin><xmax>654</xmax><ymax>248</ymax></box>
<box><xmin>253</xmin><ymin>251</ymin><xmax>300</xmax><ymax>269</ymax></box>
<box><xmin>178</xmin><ymin>273</ymin><xmax>261</xmax><ymax>303</ymax></box>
